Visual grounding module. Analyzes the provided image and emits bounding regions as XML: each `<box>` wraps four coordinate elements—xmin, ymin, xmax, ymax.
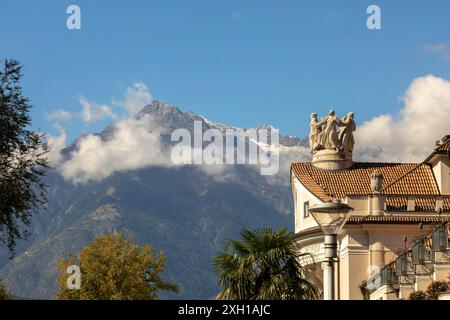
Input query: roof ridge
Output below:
<box><xmin>304</xmin><ymin>169</ymin><xmax>333</xmax><ymax>202</ymax></box>
<box><xmin>380</xmin><ymin>162</ymin><xmax>425</xmax><ymax>193</ymax></box>
<box><xmin>423</xmin><ymin>134</ymin><xmax>450</xmax><ymax>162</ymax></box>
<box><xmin>353</xmin><ymin>162</ymin><xmax>414</xmax><ymax>165</ymax></box>
<box><xmin>437</xmin><ymin>138</ymin><xmax>450</xmax><ymax>152</ymax></box>
<box><xmin>291</xmin><ymin>162</ymin><xmax>438</xmax><ymax>202</ymax></box>
<box><xmin>291</xmin><ymin>163</ymin><xmax>333</xmax><ymax>202</ymax></box>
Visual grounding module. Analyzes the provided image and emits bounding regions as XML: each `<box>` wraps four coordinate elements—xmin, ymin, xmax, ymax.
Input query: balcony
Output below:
<box><xmin>369</xmin><ymin>222</ymin><xmax>450</xmax><ymax>300</ymax></box>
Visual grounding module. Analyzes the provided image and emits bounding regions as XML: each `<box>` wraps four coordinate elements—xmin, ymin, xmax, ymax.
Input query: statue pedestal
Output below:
<box><xmin>312</xmin><ymin>149</ymin><xmax>353</xmax><ymax>171</ymax></box>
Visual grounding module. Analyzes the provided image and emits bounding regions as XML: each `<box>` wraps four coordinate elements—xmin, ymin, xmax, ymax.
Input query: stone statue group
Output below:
<box><xmin>309</xmin><ymin>110</ymin><xmax>356</xmax><ymax>155</ymax></box>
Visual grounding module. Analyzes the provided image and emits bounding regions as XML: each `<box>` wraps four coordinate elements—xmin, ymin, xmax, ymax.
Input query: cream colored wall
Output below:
<box><xmin>297</xmin><ymin>226</ymin><xmax>371</xmax><ymax>300</ymax></box>
<box><xmin>370</xmin><ymin>285</ymin><xmax>398</xmax><ymax>300</ymax></box>
<box><xmin>296</xmin><ymin>220</ymin><xmax>436</xmax><ymax>299</ymax></box>
<box><xmin>339</xmin><ymin>252</ymin><xmax>350</xmax><ymax>299</ymax></box>
<box><xmin>339</xmin><ymin>226</ymin><xmax>369</xmax><ymax>300</ymax></box>
<box><xmin>345</xmin><ymin>196</ymin><xmax>369</xmax><ymax>215</ymax></box>
<box><xmin>339</xmin><ymin>224</ymin><xmax>434</xmax><ymax>300</ymax></box>
<box><xmin>292</xmin><ymin>171</ymin><xmax>441</xmax><ymax>300</ymax></box>
<box><xmin>431</xmin><ymin>155</ymin><xmax>450</xmax><ymax>195</ymax></box>
<box><xmin>295</xmin><ymin>234</ymin><xmax>326</xmax><ymax>297</ymax></box>
<box><xmin>433</xmin><ymin>162</ymin><xmax>442</xmax><ymax>192</ymax></box>
<box><xmin>438</xmin><ymin>292</ymin><xmax>450</xmax><ymax>300</ymax></box>
<box><xmin>333</xmin><ymin>224</ymin><xmax>434</xmax><ymax>300</ymax></box>
<box><xmin>292</xmin><ymin>177</ymin><xmax>323</xmax><ymax>234</ymax></box>
<box><xmin>364</xmin><ymin>224</ymin><xmax>434</xmax><ymax>263</ymax></box>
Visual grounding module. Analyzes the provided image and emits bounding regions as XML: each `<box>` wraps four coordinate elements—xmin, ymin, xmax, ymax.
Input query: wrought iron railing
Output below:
<box><xmin>372</xmin><ymin>221</ymin><xmax>449</xmax><ymax>291</ymax></box>
<box><xmin>395</xmin><ymin>222</ymin><xmax>449</xmax><ymax>274</ymax></box>
<box><xmin>395</xmin><ymin>252</ymin><xmax>408</xmax><ymax>276</ymax></box>
<box><xmin>380</xmin><ymin>263</ymin><xmax>398</xmax><ymax>286</ymax></box>
<box><xmin>432</xmin><ymin>224</ymin><xmax>448</xmax><ymax>252</ymax></box>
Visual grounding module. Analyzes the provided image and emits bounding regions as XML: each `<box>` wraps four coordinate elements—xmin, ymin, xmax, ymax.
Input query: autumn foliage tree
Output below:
<box><xmin>0</xmin><ymin>280</ymin><xmax>12</xmax><ymax>300</ymax></box>
<box><xmin>56</xmin><ymin>232</ymin><xmax>178</xmax><ymax>300</ymax></box>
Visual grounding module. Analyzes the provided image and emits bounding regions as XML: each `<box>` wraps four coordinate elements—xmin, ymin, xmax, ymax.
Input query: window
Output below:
<box><xmin>303</xmin><ymin>201</ymin><xmax>309</xmax><ymax>218</ymax></box>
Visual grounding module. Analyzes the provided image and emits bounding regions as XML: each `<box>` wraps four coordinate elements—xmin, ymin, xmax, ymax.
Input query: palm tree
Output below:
<box><xmin>213</xmin><ymin>227</ymin><xmax>318</xmax><ymax>300</ymax></box>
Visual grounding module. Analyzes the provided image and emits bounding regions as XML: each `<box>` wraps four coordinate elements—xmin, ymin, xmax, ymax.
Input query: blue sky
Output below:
<box><xmin>1</xmin><ymin>0</ymin><xmax>450</xmax><ymax>142</ymax></box>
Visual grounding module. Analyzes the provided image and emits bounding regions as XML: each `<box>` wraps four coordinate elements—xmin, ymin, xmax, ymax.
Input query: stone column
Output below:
<box><xmin>415</xmin><ymin>275</ymin><xmax>433</xmax><ymax>291</ymax></box>
<box><xmin>370</xmin><ymin>242</ymin><xmax>385</xmax><ymax>269</ymax></box>
<box><xmin>370</xmin><ymin>194</ymin><xmax>385</xmax><ymax>216</ymax></box>
<box><xmin>407</xmin><ymin>197</ymin><xmax>415</xmax><ymax>211</ymax></box>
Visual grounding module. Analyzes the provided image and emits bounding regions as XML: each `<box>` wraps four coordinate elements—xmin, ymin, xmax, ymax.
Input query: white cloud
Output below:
<box><xmin>424</xmin><ymin>43</ymin><xmax>450</xmax><ymax>60</ymax></box>
<box><xmin>355</xmin><ymin>75</ymin><xmax>450</xmax><ymax>162</ymax></box>
<box><xmin>80</xmin><ymin>97</ymin><xmax>117</xmax><ymax>123</ymax></box>
<box><xmin>264</xmin><ymin>146</ymin><xmax>310</xmax><ymax>186</ymax></box>
<box><xmin>51</xmin><ymin>75</ymin><xmax>450</xmax><ymax>184</ymax></box>
<box><xmin>120</xmin><ymin>82</ymin><xmax>153</xmax><ymax>114</ymax></box>
<box><xmin>46</xmin><ymin>109</ymin><xmax>72</xmax><ymax>122</ymax></box>
<box><xmin>47</xmin><ymin>83</ymin><xmax>152</xmax><ymax>127</ymax></box>
<box><xmin>47</xmin><ymin>126</ymin><xmax>67</xmax><ymax>166</ymax></box>
<box><xmin>59</xmin><ymin>114</ymin><xmax>169</xmax><ymax>183</ymax></box>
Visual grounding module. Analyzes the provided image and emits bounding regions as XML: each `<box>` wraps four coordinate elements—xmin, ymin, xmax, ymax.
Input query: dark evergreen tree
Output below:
<box><xmin>0</xmin><ymin>59</ymin><xmax>49</xmax><ymax>252</ymax></box>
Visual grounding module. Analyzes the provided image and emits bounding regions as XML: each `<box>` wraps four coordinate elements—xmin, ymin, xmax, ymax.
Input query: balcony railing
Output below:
<box><xmin>380</xmin><ymin>263</ymin><xmax>398</xmax><ymax>286</ymax></box>
<box><xmin>371</xmin><ymin>221</ymin><xmax>449</xmax><ymax>296</ymax></box>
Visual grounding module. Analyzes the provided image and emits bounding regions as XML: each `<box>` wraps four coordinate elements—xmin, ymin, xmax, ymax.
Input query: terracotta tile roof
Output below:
<box><xmin>347</xmin><ymin>215</ymin><xmax>450</xmax><ymax>224</ymax></box>
<box><xmin>295</xmin><ymin>217</ymin><xmax>450</xmax><ymax>236</ymax></box>
<box><xmin>444</xmin><ymin>198</ymin><xmax>450</xmax><ymax>211</ymax></box>
<box><xmin>414</xmin><ymin>197</ymin><xmax>437</xmax><ymax>212</ymax></box>
<box><xmin>436</xmin><ymin>135</ymin><xmax>450</xmax><ymax>152</ymax></box>
<box><xmin>381</xmin><ymin>164</ymin><xmax>439</xmax><ymax>195</ymax></box>
<box><xmin>384</xmin><ymin>196</ymin><xmax>450</xmax><ymax>212</ymax></box>
<box><xmin>424</xmin><ymin>135</ymin><xmax>450</xmax><ymax>163</ymax></box>
<box><xmin>291</xmin><ymin>162</ymin><xmax>439</xmax><ymax>202</ymax></box>
<box><xmin>385</xmin><ymin>197</ymin><xmax>407</xmax><ymax>211</ymax></box>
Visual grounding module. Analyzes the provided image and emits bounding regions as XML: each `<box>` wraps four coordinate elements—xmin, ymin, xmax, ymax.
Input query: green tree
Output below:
<box><xmin>408</xmin><ymin>290</ymin><xmax>426</xmax><ymax>300</ymax></box>
<box><xmin>426</xmin><ymin>280</ymin><xmax>449</xmax><ymax>300</ymax></box>
<box><xmin>56</xmin><ymin>232</ymin><xmax>178</xmax><ymax>300</ymax></box>
<box><xmin>213</xmin><ymin>228</ymin><xmax>318</xmax><ymax>300</ymax></box>
<box><xmin>0</xmin><ymin>59</ymin><xmax>49</xmax><ymax>252</ymax></box>
<box><xmin>0</xmin><ymin>280</ymin><xmax>12</xmax><ymax>300</ymax></box>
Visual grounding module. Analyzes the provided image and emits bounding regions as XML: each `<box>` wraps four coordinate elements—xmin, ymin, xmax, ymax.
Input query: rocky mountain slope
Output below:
<box><xmin>0</xmin><ymin>101</ymin><xmax>309</xmax><ymax>299</ymax></box>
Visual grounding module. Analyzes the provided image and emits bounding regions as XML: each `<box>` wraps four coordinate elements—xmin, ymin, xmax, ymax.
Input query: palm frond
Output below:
<box><xmin>213</xmin><ymin>227</ymin><xmax>318</xmax><ymax>300</ymax></box>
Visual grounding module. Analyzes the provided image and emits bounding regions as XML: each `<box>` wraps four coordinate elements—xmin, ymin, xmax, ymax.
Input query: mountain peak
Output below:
<box><xmin>139</xmin><ymin>100</ymin><xmax>182</xmax><ymax>116</ymax></box>
<box><xmin>136</xmin><ymin>100</ymin><xmax>205</xmax><ymax>131</ymax></box>
<box><xmin>100</xmin><ymin>100</ymin><xmax>307</xmax><ymax>148</ymax></box>
<box><xmin>257</xmin><ymin>124</ymin><xmax>276</xmax><ymax>131</ymax></box>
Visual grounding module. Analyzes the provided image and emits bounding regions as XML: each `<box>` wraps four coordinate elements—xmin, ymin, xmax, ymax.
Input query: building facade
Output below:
<box><xmin>291</xmin><ymin>111</ymin><xmax>450</xmax><ymax>299</ymax></box>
